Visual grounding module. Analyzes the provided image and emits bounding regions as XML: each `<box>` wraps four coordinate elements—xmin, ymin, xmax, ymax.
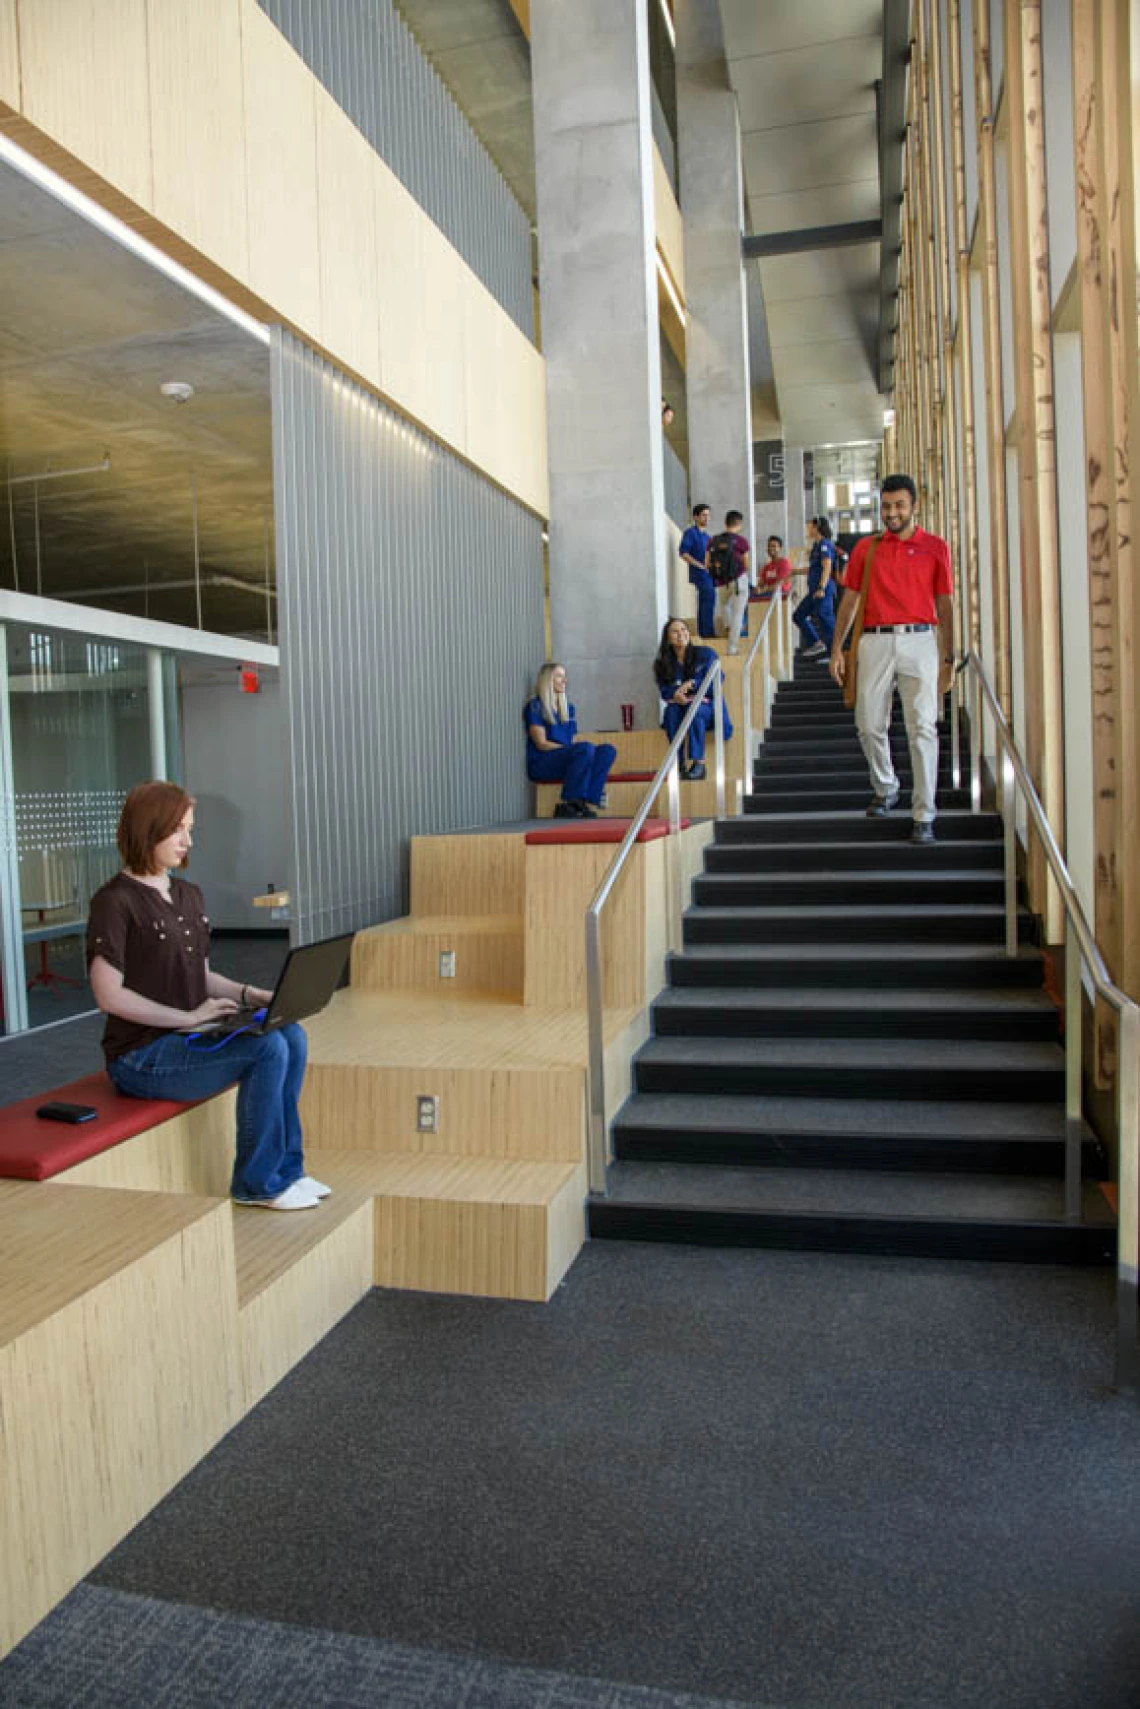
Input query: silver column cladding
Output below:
<box><xmin>271</xmin><ymin>330</ymin><xmax>544</xmax><ymax>946</ymax></box>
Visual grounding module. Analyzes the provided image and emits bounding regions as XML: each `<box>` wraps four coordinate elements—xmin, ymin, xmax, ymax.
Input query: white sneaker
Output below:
<box><xmin>298</xmin><ymin>1174</ymin><xmax>332</xmax><ymax>1199</ymax></box>
<box><xmin>234</xmin><ymin>1182</ymin><xmax>320</xmax><ymax>1211</ymax></box>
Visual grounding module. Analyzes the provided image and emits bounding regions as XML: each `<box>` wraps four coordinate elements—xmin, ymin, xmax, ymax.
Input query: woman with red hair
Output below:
<box><xmin>86</xmin><ymin>780</ymin><xmax>324</xmax><ymax>1212</ymax></box>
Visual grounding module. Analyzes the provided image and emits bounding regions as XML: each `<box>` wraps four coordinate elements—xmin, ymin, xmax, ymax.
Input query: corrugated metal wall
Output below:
<box><xmin>258</xmin><ymin>0</ymin><xmax>534</xmax><ymax>339</ymax></box>
<box><xmin>271</xmin><ymin>330</ymin><xmax>544</xmax><ymax>945</ymax></box>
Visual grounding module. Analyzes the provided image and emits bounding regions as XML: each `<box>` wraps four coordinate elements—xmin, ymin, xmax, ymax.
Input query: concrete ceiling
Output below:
<box><xmin>0</xmin><ymin>162</ymin><xmax>275</xmax><ymax>640</ymax></box>
<box><xmin>719</xmin><ymin>0</ymin><xmax>887</xmax><ymax>451</ymax></box>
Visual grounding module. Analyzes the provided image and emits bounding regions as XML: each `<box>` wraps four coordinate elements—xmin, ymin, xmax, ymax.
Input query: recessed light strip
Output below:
<box><xmin>0</xmin><ymin>132</ymin><xmax>270</xmax><ymax>346</ymax></box>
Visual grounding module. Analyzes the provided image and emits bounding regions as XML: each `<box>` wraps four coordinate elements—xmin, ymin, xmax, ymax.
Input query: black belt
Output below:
<box><xmin>862</xmin><ymin>622</ymin><xmax>934</xmax><ymax>634</ymax></box>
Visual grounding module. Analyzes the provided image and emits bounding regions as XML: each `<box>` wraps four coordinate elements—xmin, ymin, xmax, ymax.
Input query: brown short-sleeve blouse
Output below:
<box><xmin>86</xmin><ymin>873</ymin><xmax>211</xmax><ymax>1062</ymax></box>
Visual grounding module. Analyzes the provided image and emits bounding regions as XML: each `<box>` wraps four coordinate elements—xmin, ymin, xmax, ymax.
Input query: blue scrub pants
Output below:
<box><xmin>662</xmin><ymin>701</ymin><xmax>733</xmax><ymax>763</ymax></box>
<box><xmin>793</xmin><ymin>587</ymin><xmax>835</xmax><ymax>650</ymax></box>
<box><xmin>690</xmin><ymin>571</ymin><xmax>717</xmax><ymax>638</ymax></box>
<box><xmin>108</xmin><ymin>1023</ymin><xmax>308</xmax><ymax>1201</ymax></box>
<box><xmin>528</xmin><ymin>740</ymin><xmax>616</xmax><ymax>805</ymax></box>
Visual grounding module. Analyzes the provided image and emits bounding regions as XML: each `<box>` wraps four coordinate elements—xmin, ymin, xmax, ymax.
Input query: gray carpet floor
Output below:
<box><xmin>0</xmin><ymin>1584</ymin><xmax>751</xmax><ymax>1709</ymax></box>
<box><xmin>43</xmin><ymin>1241</ymin><xmax>1140</xmax><ymax>1709</ymax></box>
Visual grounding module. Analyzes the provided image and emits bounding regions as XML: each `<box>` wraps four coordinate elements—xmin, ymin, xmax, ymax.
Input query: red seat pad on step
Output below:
<box><xmin>0</xmin><ymin>1072</ymin><xmax>206</xmax><ymax>1181</ymax></box>
<box><xmin>525</xmin><ymin>816</ymin><xmax>690</xmax><ymax>846</ymax></box>
<box><xmin>607</xmin><ymin>771</ymin><xmax>657</xmax><ymax>783</ymax></box>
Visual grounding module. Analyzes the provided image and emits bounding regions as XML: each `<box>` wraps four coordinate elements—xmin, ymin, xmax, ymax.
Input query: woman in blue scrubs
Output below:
<box><xmin>525</xmin><ymin>662</ymin><xmax>616</xmax><ymax>818</ymax></box>
<box><xmin>653</xmin><ymin>619</ymin><xmax>732</xmax><ymax>780</ymax></box>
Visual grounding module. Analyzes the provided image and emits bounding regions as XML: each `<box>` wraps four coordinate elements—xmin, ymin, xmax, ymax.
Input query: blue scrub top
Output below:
<box><xmin>656</xmin><ymin>645</ymin><xmax>719</xmax><ymax>705</ymax></box>
<box><xmin>679</xmin><ymin>525</ymin><xmax>710</xmax><ymax>583</ymax></box>
<box><xmin>807</xmin><ymin>540</ymin><xmax>837</xmax><ymax>593</ymax></box>
<box><xmin>524</xmin><ymin>696</ymin><xmax>577</xmax><ymax>747</ymax></box>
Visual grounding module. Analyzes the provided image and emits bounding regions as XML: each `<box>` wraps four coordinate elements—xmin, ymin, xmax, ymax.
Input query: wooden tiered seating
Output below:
<box><xmin>0</xmin><ymin>813</ymin><xmax>712</xmax><ymax>1660</ymax></box>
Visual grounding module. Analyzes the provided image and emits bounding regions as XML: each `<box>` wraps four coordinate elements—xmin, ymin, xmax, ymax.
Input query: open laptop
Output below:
<box><xmin>190</xmin><ymin>932</ymin><xmax>355</xmax><ymax>1038</ymax></box>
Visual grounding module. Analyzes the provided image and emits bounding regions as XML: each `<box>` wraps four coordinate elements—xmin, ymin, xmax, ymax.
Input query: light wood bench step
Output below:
<box><xmin>307</xmin><ymin>1149</ymin><xmax>586</xmax><ymax>1303</ymax></box>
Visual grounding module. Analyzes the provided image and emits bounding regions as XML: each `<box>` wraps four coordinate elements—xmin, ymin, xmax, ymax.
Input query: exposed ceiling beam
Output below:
<box><xmin>877</xmin><ymin>0</ymin><xmax>912</xmax><ymax>394</ymax></box>
<box><xmin>742</xmin><ymin>220</ymin><xmax>882</xmax><ymax>260</ymax></box>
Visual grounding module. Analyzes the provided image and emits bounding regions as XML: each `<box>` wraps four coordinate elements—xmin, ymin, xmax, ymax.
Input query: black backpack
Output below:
<box><xmin>707</xmin><ymin>533</ymin><xmax>737</xmax><ymax>586</ymax></box>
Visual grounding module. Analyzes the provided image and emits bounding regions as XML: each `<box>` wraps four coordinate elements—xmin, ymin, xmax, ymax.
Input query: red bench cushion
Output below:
<box><xmin>608</xmin><ymin>771</ymin><xmax>656</xmax><ymax>783</ymax></box>
<box><xmin>0</xmin><ymin>1073</ymin><xmax>205</xmax><ymax>1181</ymax></box>
<box><xmin>525</xmin><ymin>816</ymin><xmax>690</xmax><ymax>846</ymax></box>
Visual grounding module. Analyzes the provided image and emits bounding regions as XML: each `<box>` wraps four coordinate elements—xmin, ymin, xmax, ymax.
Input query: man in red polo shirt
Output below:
<box><xmin>830</xmin><ymin>473</ymin><xmax>954</xmax><ymax>844</ymax></box>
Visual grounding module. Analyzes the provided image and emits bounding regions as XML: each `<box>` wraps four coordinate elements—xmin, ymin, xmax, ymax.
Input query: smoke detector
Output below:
<box><xmin>160</xmin><ymin>380</ymin><xmax>195</xmax><ymax>404</ymax></box>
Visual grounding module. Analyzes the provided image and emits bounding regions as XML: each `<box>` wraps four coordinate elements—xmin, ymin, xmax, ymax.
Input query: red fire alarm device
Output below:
<box><xmin>240</xmin><ymin>663</ymin><xmax>260</xmax><ymax>695</ymax></box>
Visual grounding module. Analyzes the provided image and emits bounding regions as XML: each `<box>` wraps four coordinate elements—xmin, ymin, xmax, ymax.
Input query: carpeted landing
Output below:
<box><xmin>4</xmin><ymin>1242</ymin><xmax>1140</xmax><ymax>1708</ymax></box>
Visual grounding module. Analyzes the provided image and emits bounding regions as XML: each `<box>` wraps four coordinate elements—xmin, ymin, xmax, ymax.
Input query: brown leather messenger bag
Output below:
<box><xmin>841</xmin><ymin>532</ymin><xmax>885</xmax><ymax>711</ymax></box>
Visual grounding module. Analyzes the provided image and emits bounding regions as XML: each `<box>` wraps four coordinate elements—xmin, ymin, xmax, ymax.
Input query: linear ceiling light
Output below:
<box><xmin>0</xmin><ymin>132</ymin><xmax>270</xmax><ymax>346</ymax></box>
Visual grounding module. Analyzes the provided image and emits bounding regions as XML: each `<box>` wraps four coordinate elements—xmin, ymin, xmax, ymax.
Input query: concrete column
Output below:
<box><xmin>785</xmin><ymin>445</ymin><xmax>808</xmax><ymax>561</ymax></box>
<box><xmin>531</xmin><ymin>0</ymin><xmax>667</xmax><ymax>730</ymax></box>
<box><xmin>676</xmin><ymin>0</ymin><xmax>754</xmax><ymax>555</ymax></box>
<box><xmin>753</xmin><ymin>438</ymin><xmax>788</xmax><ymax>554</ymax></box>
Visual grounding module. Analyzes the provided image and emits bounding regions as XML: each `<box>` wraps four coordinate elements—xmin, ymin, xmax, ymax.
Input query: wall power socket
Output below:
<box><xmin>416</xmin><ymin>1094</ymin><xmax>439</xmax><ymax>1133</ymax></box>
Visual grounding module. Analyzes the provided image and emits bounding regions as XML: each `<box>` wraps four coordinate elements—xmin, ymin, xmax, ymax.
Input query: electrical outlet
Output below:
<box><xmin>416</xmin><ymin>1094</ymin><xmax>439</xmax><ymax>1133</ymax></box>
<box><xmin>439</xmin><ymin>950</ymin><xmax>456</xmax><ymax>978</ymax></box>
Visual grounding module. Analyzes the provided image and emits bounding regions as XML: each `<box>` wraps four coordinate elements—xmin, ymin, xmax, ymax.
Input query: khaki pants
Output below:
<box><xmin>717</xmin><ymin>575</ymin><xmax>749</xmax><ymax>650</ymax></box>
<box><xmin>855</xmin><ymin>629</ymin><xmax>940</xmax><ymax>822</ymax></box>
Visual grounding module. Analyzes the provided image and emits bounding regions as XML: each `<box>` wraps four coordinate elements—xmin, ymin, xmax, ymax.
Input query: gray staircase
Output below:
<box><xmin>589</xmin><ymin>652</ymin><xmax>1114</xmax><ymax>1264</ymax></box>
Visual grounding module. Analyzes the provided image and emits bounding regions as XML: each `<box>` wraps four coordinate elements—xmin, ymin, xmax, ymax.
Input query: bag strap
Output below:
<box><xmin>847</xmin><ymin>532</ymin><xmax>884</xmax><ymax>658</ymax></box>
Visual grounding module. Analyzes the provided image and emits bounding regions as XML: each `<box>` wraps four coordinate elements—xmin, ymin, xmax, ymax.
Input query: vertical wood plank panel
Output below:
<box><xmin>0</xmin><ymin>0</ymin><xmax>19</xmax><ymax>108</ymax></box>
<box><xmin>17</xmin><ymin>0</ymin><xmax>153</xmax><ymax>210</ymax></box>
<box><xmin>241</xmin><ymin>0</ymin><xmax>322</xmax><ymax>337</ymax></box>
<box><xmin>1003</xmin><ymin>0</ymin><xmax>1065</xmax><ymax>934</ymax></box>
<box><xmin>146</xmin><ymin>0</ymin><xmax>250</xmax><ymax>285</ymax></box>
<box><xmin>975</xmin><ymin>0</ymin><xmax>1013</xmax><ymax>713</ymax></box>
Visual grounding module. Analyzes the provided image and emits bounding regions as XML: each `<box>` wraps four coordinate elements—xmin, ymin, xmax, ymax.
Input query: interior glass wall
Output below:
<box><xmin>0</xmin><ymin>622</ymin><xmax>178</xmax><ymax>1032</ymax></box>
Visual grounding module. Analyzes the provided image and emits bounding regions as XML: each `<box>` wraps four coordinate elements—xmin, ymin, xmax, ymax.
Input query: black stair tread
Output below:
<box><xmin>615</xmin><ymin>1091</ymin><xmax>1087</xmax><ymax>1140</ymax></box>
<box><xmin>695</xmin><ymin>869</ymin><xmax>1000</xmax><ymax>887</ymax></box>
<box><xmin>600</xmin><ymin>1162</ymin><xmax>1114</xmax><ymax>1226</ymax></box>
<box><xmin>672</xmin><ymin>941</ymin><xmax>1040</xmax><ymax>964</ymax></box>
<box><xmin>685</xmin><ymin>902</ymin><xmax>1026</xmax><ymax>924</ymax></box>
<box><xmin>719</xmin><ymin>808</ymin><xmax>990</xmax><ymax>824</ymax></box>
<box><xmin>636</xmin><ymin>1035</ymin><xmax>1062</xmax><ymax>1071</ymax></box>
<box><xmin>652</xmin><ymin>985</ymin><xmax>1056</xmax><ymax>1016</ymax></box>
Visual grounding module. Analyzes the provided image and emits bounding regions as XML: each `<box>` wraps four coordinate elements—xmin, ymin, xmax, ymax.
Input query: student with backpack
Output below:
<box><xmin>707</xmin><ymin>510</ymin><xmax>751</xmax><ymax>655</ymax></box>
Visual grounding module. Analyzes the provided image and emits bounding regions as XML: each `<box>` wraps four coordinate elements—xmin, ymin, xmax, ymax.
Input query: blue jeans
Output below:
<box><xmin>690</xmin><ymin>570</ymin><xmax>716</xmax><ymax>638</ymax></box>
<box><xmin>528</xmin><ymin>740</ymin><xmax>616</xmax><ymax>804</ymax></box>
<box><xmin>107</xmin><ymin>1024</ymin><xmax>308</xmax><ymax>1201</ymax></box>
<box><xmin>793</xmin><ymin>588</ymin><xmax>835</xmax><ymax>649</ymax></box>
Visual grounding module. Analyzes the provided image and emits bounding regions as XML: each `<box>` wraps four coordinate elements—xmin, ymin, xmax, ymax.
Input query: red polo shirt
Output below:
<box><xmin>843</xmin><ymin>527</ymin><xmax>953</xmax><ymax>626</ymax></box>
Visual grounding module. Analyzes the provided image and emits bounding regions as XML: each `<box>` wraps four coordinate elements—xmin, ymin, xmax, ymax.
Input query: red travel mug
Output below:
<box><xmin>620</xmin><ymin>703</ymin><xmax>634</xmax><ymax>731</ymax></box>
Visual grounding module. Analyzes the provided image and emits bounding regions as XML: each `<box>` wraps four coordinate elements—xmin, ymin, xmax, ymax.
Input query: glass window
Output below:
<box><xmin>4</xmin><ymin>623</ymin><xmax>150</xmax><ymax>1030</ymax></box>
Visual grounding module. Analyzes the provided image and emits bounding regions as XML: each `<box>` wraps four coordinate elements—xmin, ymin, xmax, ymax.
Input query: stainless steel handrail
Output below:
<box><xmin>740</xmin><ymin>593</ymin><xmax>782</xmax><ymax>779</ymax></box>
<box><xmin>964</xmin><ymin>650</ymin><xmax>1140</xmax><ymax>1392</ymax></box>
<box><xmin>585</xmin><ymin>655</ymin><xmax>726</xmax><ymax>1198</ymax></box>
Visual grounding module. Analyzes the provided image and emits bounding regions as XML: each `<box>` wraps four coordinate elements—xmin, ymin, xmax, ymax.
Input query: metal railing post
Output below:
<box><xmin>1001</xmin><ymin>746</ymin><xmax>1018</xmax><ymax>957</ymax></box>
<box><xmin>966</xmin><ymin>649</ymin><xmax>1140</xmax><ymax>1390</ymax></box>
<box><xmin>714</xmin><ymin>670</ymin><xmax>726</xmax><ymax>819</ymax></box>
<box><xmin>583</xmin><ymin>657</ymin><xmax>721</xmax><ymax>1199</ymax></box>
<box><xmin>585</xmin><ymin>908</ymin><xmax>608</xmax><ymax>1194</ymax></box>
<box><xmin>1116</xmin><ymin>1002</ymin><xmax>1140</xmax><ymax>1393</ymax></box>
<box><xmin>1064</xmin><ymin>916</ymin><xmax>1083</xmax><ymax>1222</ymax></box>
<box><xmin>741</xmin><ymin>650</ymin><xmax>753</xmax><ymax>802</ymax></box>
<box><xmin>667</xmin><ymin>755</ymin><xmax>682</xmax><ymax>951</ymax></box>
<box><xmin>949</xmin><ymin>664</ymin><xmax>961</xmax><ymax>789</ymax></box>
<box><xmin>969</xmin><ymin>664</ymin><xmax>983</xmax><ymax>813</ymax></box>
